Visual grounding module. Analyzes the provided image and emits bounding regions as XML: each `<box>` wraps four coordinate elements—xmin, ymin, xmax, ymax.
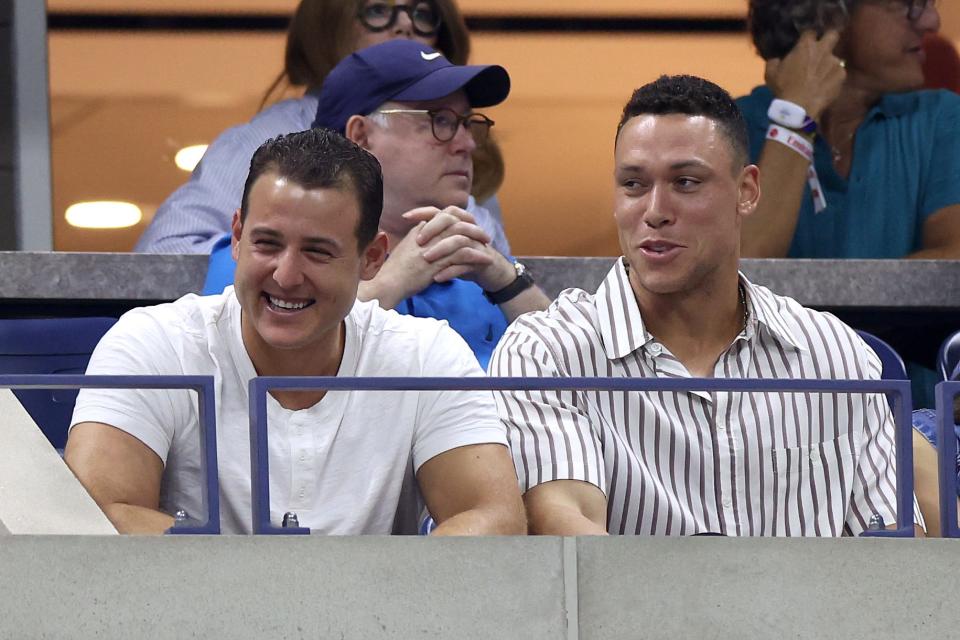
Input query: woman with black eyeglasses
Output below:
<box><xmin>735</xmin><ymin>0</ymin><xmax>960</xmax><ymax>260</ymax></box>
<box><xmin>136</xmin><ymin>0</ymin><xmax>510</xmax><ymax>260</ymax></box>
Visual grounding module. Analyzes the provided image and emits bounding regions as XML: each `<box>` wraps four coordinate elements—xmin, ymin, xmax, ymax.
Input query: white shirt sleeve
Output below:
<box><xmin>70</xmin><ymin>309</ymin><xmax>195</xmax><ymax>464</ymax></box>
<box><xmin>410</xmin><ymin>323</ymin><xmax>508</xmax><ymax>472</ymax></box>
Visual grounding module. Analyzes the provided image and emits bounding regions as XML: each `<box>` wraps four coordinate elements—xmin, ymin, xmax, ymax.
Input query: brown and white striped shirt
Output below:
<box><xmin>490</xmin><ymin>259</ymin><xmax>919</xmax><ymax>536</ymax></box>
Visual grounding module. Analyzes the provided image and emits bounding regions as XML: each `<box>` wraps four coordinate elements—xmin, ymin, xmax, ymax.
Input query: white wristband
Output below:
<box><xmin>765</xmin><ymin>124</ymin><xmax>827</xmax><ymax>214</ymax></box>
<box><xmin>766</xmin><ymin>124</ymin><xmax>813</xmax><ymax>162</ymax></box>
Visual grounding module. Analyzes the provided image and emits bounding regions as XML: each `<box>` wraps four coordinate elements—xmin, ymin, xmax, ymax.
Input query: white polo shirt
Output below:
<box><xmin>72</xmin><ymin>289</ymin><xmax>507</xmax><ymax>534</ymax></box>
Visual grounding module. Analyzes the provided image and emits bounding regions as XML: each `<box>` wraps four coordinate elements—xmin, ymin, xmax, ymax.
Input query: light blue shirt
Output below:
<box><xmin>737</xmin><ymin>86</ymin><xmax>960</xmax><ymax>258</ymax></box>
<box><xmin>135</xmin><ymin>93</ymin><xmax>509</xmax><ymax>256</ymax></box>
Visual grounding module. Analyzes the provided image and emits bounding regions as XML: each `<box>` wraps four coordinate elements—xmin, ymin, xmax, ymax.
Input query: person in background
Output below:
<box><xmin>203</xmin><ymin>41</ymin><xmax>550</xmax><ymax>368</ymax></box>
<box><xmin>135</xmin><ymin>0</ymin><xmax>511</xmax><ymax>257</ymax></box>
<box><xmin>490</xmin><ymin>75</ymin><xmax>925</xmax><ymax>537</ymax></box>
<box><xmin>737</xmin><ymin>0</ymin><xmax>960</xmax><ymax>259</ymax></box>
<box><xmin>67</xmin><ymin>128</ymin><xmax>526</xmax><ymax>536</ymax></box>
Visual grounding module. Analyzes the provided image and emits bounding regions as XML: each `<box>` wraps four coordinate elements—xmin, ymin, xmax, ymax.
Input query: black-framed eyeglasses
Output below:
<box><xmin>357</xmin><ymin>1</ymin><xmax>441</xmax><ymax>37</ymax></box>
<box><xmin>373</xmin><ymin>108</ymin><xmax>495</xmax><ymax>144</ymax></box>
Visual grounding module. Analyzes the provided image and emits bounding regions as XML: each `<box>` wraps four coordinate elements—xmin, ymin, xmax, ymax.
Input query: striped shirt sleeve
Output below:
<box><xmin>489</xmin><ymin>320</ymin><xmax>606</xmax><ymax>495</ymax></box>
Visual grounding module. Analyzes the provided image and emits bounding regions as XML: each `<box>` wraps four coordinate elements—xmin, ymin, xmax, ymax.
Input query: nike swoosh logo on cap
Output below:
<box><xmin>420</xmin><ymin>51</ymin><xmax>443</xmax><ymax>61</ymax></box>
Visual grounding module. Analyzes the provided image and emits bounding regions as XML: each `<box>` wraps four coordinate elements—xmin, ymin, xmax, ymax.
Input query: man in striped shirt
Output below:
<box><xmin>490</xmin><ymin>75</ymin><xmax>923</xmax><ymax>536</ymax></box>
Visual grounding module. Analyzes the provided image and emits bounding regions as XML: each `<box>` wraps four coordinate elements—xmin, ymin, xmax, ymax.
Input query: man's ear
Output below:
<box><xmin>344</xmin><ymin>115</ymin><xmax>372</xmax><ymax>149</ymax></box>
<box><xmin>736</xmin><ymin>164</ymin><xmax>761</xmax><ymax>219</ymax></box>
<box><xmin>231</xmin><ymin>209</ymin><xmax>243</xmax><ymax>261</ymax></box>
<box><xmin>359</xmin><ymin>231</ymin><xmax>389</xmax><ymax>280</ymax></box>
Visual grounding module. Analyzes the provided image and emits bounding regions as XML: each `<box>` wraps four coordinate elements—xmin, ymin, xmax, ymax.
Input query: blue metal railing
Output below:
<box><xmin>249</xmin><ymin>376</ymin><xmax>916</xmax><ymax>537</ymax></box>
<box><xmin>0</xmin><ymin>374</ymin><xmax>220</xmax><ymax>535</ymax></box>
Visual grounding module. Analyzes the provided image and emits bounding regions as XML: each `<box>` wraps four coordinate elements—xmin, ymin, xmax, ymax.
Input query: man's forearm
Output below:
<box><xmin>103</xmin><ymin>503</ymin><xmax>176</xmax><ymax>535</ymax></box>
<box><xmin>357</xmin><ymin>274</ymin><xmax>407</xmax><ymax>310</ymax></box>
<box><xmin>741</xmin><ymin>141</ymin><xmax>811</xmax><ymax>258</ymax></box>
<box><xmin>498</xmin><ymin>285</ymin><xmax>551</xmax><ymax>323</ymax></box>
<box><xmin>528</xmin><ymin>504</ymin><xmax>608</xmax><ymax>536</ymax></box>
<box><xmin>907</xmin><ymin>246</ymin><xmax>960</xmax><ymax>260</ymax></box>
<box><xmin>431</xmin><ymin>505</ymin><xmax>526</xmax><ymax>536</ymax></box>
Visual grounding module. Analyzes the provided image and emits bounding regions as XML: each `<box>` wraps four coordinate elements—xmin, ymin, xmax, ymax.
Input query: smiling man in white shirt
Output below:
<box><xmin>66</xmin><ymin>128</ymin><xmax>525</xmax><ymax>535</ymax></box>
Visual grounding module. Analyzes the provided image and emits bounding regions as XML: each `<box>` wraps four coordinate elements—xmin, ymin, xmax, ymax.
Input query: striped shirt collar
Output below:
<box><xmin>596</xmin><ymin>257</ymin><xmax>806</xmax><ymax>361</ymax></box>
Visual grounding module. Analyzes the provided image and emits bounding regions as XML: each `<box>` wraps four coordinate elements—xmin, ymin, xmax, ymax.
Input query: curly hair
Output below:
<box><xmin>748</xmin><ymin>0</ymin><xmax>853</xmax><ymax>60</ymax></box>
<box><xmin>616</xmin><ymin>75</ymin><xmax>749</xmax><ymax>168</ymax></box>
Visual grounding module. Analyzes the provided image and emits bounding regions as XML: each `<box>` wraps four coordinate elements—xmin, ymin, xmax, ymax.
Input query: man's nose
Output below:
<box><xmin>449</xmin><ymin>119</ymin><xmax>478</xmax><ymax>153</ymax></box>
<box><xmin>272</xmin><ymin>250</ymin><xmax>305</xmax><ymax>289</ymax></box>
<box><xmin>642</xmin><ymin>184</ymin><xmax>674</xmax><ymax>229</ymax></box>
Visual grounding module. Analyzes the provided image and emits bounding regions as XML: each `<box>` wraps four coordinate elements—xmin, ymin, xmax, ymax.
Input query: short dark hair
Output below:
<box><xmin>616</xmin><ymin>74</ymin><xmax>749</xmax><ymax>169</ymax></box>
<box><xmin>748</xmin><ymin>0</ymin><xmax>852</xmax><ymax>61</ymax></box>
<box><xmin>240</xmin><ymin>128</ymin><xmax>383</xmax><ymax>247</ymax></box>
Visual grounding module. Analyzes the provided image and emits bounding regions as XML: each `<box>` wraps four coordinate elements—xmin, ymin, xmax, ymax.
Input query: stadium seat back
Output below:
<box><xmin>937</xmin><ymin>330</ymin><xmax>960</xmax><ymax>381</ymax></box>
<box><xmin>856</xmin><ymin>330</ymin><xmax>908</xmax><ymax>380</ymax></box>
<box><xmin>0</xmin><ymin>317</ymin><xmax>117</xmax><ymax>449</ymax></box>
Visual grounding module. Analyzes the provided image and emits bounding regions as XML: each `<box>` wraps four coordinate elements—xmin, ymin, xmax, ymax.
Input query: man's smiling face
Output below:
<box><xmin>232</xmin><ymin>171</ymin><xmax>381</xmax><ymax>363</ymax></box>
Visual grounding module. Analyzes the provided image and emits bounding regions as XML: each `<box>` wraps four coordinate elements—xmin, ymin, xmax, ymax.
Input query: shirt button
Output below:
<box><xmin>722</xmin><ymin>497</ymin><xmax>732</xmax><ymax>508</ymax></box>
<box><xmin>716</xmin><ymin>420</ymin><xmax>725</xmax><ymax>431</ymax></box>
<box><xmin>299</xmin><ymin>490</ymin><xmax>306</xmax><ymax>498</ymax></box>
<box><xmin>649</xmin><ymin>343</ymin><xmax>662</xmax><ymax>356</ymax></box>
<box><xmin>299</xmin><ymin>452</ymin><xmax>306</xmax><ymax>462</ymax></box>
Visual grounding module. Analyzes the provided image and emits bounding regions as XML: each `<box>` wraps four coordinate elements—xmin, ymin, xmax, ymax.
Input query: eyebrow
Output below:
<box><xmin>616</xmin><ymin>159</ymin><xmax>711</xmax><ymax>173</ymax></box>
<box><xmin>248</xmin><ymin>226</ymin><xmax>342</xmax><ymax>250</ymax></box>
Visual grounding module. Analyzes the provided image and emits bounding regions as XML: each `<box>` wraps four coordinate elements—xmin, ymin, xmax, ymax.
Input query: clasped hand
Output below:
<box><xmin>378</xmin><ymin>206</ymin><xmax>515</xmax><ymax>304</ymax></box>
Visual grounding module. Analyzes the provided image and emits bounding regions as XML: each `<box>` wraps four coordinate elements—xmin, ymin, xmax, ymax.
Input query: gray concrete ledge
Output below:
<box><xmin>2</xmin><ymin>252</ymin><xmax>960</xmax><ymax>311</ymax></box>
<box><xmin>0</xmin><ymin>536</ymin><xmax>567</xmax><ymax>640</ymax></box>
<box><xmin>1</xmin><ymin>535</ymin><xmax>957</xmax><ymax>639</ymax></box>
<box><xmin>577</xmin><ymin>536</ymin><xmax>958</xmax><ymax>639</ymax></box>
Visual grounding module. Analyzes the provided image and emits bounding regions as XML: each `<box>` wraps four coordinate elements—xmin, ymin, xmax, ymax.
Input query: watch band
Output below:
<box><xmin>767</xmin><ymin>98</ymin><xmax>818</xmax><ymax>134</ymax></box>
<box><xmin>483</xmin><ymin>262</ymin><xmax>535</xmax><ymax>305</ymax></box>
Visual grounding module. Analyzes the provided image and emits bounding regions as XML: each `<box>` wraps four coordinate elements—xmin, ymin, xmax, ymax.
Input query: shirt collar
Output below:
<box><xmin>595</xmin><ymin>261</ymin><xmax>807</xmax><ymax>360</ymax></box>
<box><xmin>870</xmin><ymin>91</ymin><xmax>918</xmax><ymax>119</ymax></box>
<box><xmin>739</xmin><ymin>274</ymin><xmax>807</xmax><ymax>353</ymax></box>
<box><xmin>596</xmin><ymin>258</ymin><xmax>654</xmax><ymax>360</ymax></box>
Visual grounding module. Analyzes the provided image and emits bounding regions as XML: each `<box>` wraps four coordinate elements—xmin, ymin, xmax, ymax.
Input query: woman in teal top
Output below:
<box><xmin>737</xmin><ymin>0</ymin><xmax>960</xmax><ymax>259</ymax></box>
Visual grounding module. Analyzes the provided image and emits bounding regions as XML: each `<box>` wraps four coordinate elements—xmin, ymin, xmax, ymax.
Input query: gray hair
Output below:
<box><xmin>748</xmin><ymin>0</ymin><xmax>853</xmax><ymax>60</ymax></box>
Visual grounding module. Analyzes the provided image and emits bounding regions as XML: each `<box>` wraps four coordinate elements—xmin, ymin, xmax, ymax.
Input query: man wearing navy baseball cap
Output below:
<box><xmin>317</xmin><ymin>40</ymin><xmax>550</xmax><ymax>367</ymax></box>
<box><xmin>202</xmin><ymin>40</ymin><xmax>548</xmax><ymax>367</ymax></box>
<box><xmin>203</xmin><ymin>40</ymin><xmax>547</xmax><ymax>366</ymax></box>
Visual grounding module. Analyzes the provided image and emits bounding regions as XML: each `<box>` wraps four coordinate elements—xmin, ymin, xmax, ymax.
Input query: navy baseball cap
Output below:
<box><xmin>313</xmin><ymin>39</ymin><xmax>510</xmax><ymax>133</ymax></box>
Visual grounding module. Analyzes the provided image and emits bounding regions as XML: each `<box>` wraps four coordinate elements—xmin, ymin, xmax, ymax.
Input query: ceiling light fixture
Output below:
<box><xmin>175</xmin><ymin>144</ymin><xmax>208</xmax><ymax>172</ymax></box>
<box><xmin>65</xmin><ymin>201</ymin><xmax>143</xmax><ymax>229</ymax></box>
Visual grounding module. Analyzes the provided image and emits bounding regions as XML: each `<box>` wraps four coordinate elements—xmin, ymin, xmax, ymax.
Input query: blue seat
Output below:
<box><xmin>856</xmin><ymin>330</ymin><xmax>908</xmax><ymax>412</ymax></box>
<box><xmin>0</xmin><ymin>317</ymin><xmax>117</xmax><ymax>449</ymax></box>
<box><xmin>856</xmin><ymin>330</ymin><xmax>907</xmax><ymax>380</ymax></box>
<box><xmin>937</xmin><ymin>330</ymin><xmax>960</xmax><ymax>381</ymax></box>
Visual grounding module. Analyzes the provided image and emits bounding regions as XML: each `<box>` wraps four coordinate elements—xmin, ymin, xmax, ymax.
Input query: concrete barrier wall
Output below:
<box><xmin>1</xmin><ymin>535</ymin><xmax>957</xmax><ymax>639</ymax></box>
<box><xmin>577</xmin><ymin>537</ymin><xmax>957</xmax><ymax>639</ymax></box>
<box><xmin>0</xmin><ymin>536</ymin><xmax>569</xmax><ymax>639</ymax></box>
